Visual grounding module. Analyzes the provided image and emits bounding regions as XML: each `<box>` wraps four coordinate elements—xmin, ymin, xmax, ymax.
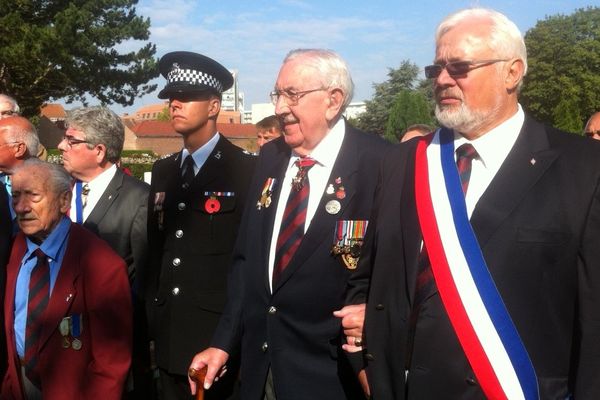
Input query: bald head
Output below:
<box><xmin>0</xmin><ymin>116</ymin><xmax>40</xmax><ymax>172</ymax></box>
<box><xmin>585</xmin><ymin>112</ymin><xmax>600</xmax><ymax>140</ymax></box>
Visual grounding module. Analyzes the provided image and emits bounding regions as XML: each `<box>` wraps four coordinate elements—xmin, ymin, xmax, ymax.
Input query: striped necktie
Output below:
<box><xmin>455</xmin><ymin>143</ymin><xmax>478</xmax><ymax>195</ymax></box>
<box><xmin>272</xmin><ymin>157</ymin><xmax>317</xmax><ymax>282</ymax></box>
<box><xmin>23</xmin><ymin>248</ymin><xmax>50</xmax><ymax>387</ymax></box>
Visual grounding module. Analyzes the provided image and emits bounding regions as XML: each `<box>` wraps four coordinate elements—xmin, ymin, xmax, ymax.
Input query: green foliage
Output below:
<box><xmin>385</xmin><ymin>90</ymin><xmax>435</xmax><ymax>143</ymax></box>
<box><xmin>521</xmin><ymin>7</ymin><xmax>600</xmax><ymax>132</ymax></box>
<box><xmin>0</xmin><ymin>0</ymin><xmax>159</xmax><ymax>117</ymax></box>
<box><xmin>156</xmin><ymin>106</ymin><xmax>171</xmax><ymax>122</ymax></box>
<box><xmin>355</xmin><ymin>61</ymin><xmax>422</xmax><ymax>136</ymax></box>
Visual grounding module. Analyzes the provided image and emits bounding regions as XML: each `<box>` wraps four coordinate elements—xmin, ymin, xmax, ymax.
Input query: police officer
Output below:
<box><xmin>146</xmin><ymin>51</ymin><xmax>256</xmax><ymax>399</ymax></box>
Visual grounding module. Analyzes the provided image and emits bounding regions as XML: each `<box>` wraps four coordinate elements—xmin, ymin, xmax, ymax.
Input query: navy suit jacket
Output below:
<box><xmin>212</xmin><ymin>124</ymin><xmax>389</xmax><ymax>399</ymax></box>
<box><xmin>351</xmin><ymin>117</ymin><xmax>600</xmax><ymax>399</ymax></box>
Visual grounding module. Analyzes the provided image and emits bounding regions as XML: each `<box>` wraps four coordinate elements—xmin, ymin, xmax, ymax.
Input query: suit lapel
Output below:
<box><xmin>84</xmin><ymin>169</ymin><xmax>124</xmax><ymax>228</ymax></box>
<box><xmin>272</xmin><ymin>127</ymin><xmax>359</xmax><ymax>293</ymax></box>
<box><xmin>470</xmin><ymin>117</ymin><xmax>559</xmax><ymax>249</ymax></box>
<box><xmin>257</xmin><ymin>140</ymin><xmax>292</xmax><ymax>292</ymax></box>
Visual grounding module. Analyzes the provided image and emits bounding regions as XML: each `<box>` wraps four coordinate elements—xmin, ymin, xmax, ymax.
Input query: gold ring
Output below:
<box><xmin>354</xmin><ymin>337</ymin><xmax>363</xmax><ymax>347</ymax></box>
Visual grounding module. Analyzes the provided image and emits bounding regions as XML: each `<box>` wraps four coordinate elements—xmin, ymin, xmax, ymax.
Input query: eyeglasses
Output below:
<box><xmin>269</xmin><ymin>88</ymin><xmax>327</xmax><ymax>106</ymax></box>
<box><xmin>424</xmin><ymin>59</ymin><xmax>510</xmax><ymax>79</ymax></box>
<box><xmin>61</xmin><ymin>135</ymin><xmax>90</xmax><ymax>148</ymax></box>
<box><xmin>585</xmin><ymin>130</ymin><xmax>600</xmax><ymax>138</ymax></box>
<box><xmin>0</xmin><ymin>110</ymin><xmax>17</xmax><ymax>118</ymax></box>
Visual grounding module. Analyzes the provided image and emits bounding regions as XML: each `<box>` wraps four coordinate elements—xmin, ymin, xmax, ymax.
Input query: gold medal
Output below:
<box><xmin>341</xmin><ymin>254</ymin><xmax>359</xmax><ymax>270</ymax></box>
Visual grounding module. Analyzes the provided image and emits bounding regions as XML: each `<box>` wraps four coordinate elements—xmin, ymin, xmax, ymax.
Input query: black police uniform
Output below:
<box><xmin>145</xmin><ymin>51</ymin><xmax>256</xmax><ymax>399</ymax></box>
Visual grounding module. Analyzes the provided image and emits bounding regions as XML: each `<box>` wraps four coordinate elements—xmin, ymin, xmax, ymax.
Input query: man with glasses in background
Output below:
<box><xmin>0</xmin><ymin>94</ymin><xmax>20</xmax><ymax>119</ymax></box>
<box><xmin>189</xmin><ymin>49</ymin><xmax>388</xmax><ymax>399</ymax></box>
<box><xmin>584</xmin><ymin>111</ymin><xmax>600</xmax><ymax>140</ymax></box>
<box><xmin>341</xmin><ymin>7</ymin><xmax>600</xmax><ymax>399</ymax></box>
<box><xmin>0</xmin><ymin>116</ymin><xmax>40</xmax><ymax>223</ymax></box>
<box><xmin>57</xmin><ymin>106</ymin><xmax>152</xmax><ymax>399</ymax></box>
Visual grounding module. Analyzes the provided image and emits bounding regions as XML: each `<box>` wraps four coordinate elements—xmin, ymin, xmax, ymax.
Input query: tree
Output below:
<box><xmin>156</xmin><ymin>106</ymin><xmax>171</xmax><ymax>122</ymax></box>
<box><xmin>520</xmin><ymin>7</ymin><xmax>600</xmax><ymax>132</ymax></box>
<box><xmin>0</xmin><ymin>0</ymin><xmax>158</xmax><ymax>117</ymax></box>
<box><xmin>355</xmin><ymin>60</ymin><xmax>422</xmax><ymax>136</ymax></box>
<box><xmin>385</xmin><ymin>90</ymin><xmax>435</xmax><ymax>143</ymax></box>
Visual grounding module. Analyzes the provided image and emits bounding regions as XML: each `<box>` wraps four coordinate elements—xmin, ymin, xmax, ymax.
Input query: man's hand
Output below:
<box><xmin>333</xmin><ymin>303</ymin><xmax>365</xmax><ymax>353</ymax></box>
<box><xmin>188</xmin><ymin>347</ymin><xmax>229</xmax><ymax>394</ymax></box>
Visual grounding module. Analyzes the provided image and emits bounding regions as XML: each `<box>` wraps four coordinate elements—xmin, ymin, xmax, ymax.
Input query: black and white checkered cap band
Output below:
<box><xmin>167</xmin><ymin>67</ymin><xmax>224</xmax><ymax>93</ymax></box>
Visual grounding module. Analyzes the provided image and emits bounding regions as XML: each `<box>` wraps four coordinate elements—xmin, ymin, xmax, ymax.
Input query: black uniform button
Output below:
<box><xmin>465</xmin><ymin>376</ymin><xmax>477</xmax><ymax>386</ymax></box>
<box><xmin>268</xmin><ymin>306</ymin><xmax>277</xmax><ymax>314</ymax></box>
<box><xmin>175</xmin><ymin>230</ymin><xmax>183</xmax><ymax>238</ymax></box>
<box><xmin>375</xmin><ymin>304</ymin><xmax>384</xmax><ymax>310</ymax></box>
<box><xmin>178</xmin><ymin>202</ymin><xmax>186</xmax><ymax>211</ymax></box>
<box><xmin>172</xmin><ymin>258</ymin><xmax>181</xmax><ymax>266</ymax></box>
<box><xmin>261</xmin><ymin>342</ymin><xmax>268</xmax><ymax>352</ymax></box>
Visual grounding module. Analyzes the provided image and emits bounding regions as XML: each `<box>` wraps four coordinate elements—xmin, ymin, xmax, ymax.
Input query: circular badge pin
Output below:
<box><xmin>205</xmin><ymin>197</ymin><xmax>221</xmax><ymax>214</ymax></box>
<box><xmin>325</xmin><ymin>200</ymin><xmax>341</xmax><ymax>215</ymax></box>
<box><xmin>71</xmin><ymin>338</ymin><xmax>82</xmax><ymax>351</ymax></box>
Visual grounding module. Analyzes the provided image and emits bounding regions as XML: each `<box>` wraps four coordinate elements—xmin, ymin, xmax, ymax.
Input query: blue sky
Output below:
<box><xmin>102</xmin><ymin>0</ymin><xmax>595</xmax><ymax>114</ymax></box>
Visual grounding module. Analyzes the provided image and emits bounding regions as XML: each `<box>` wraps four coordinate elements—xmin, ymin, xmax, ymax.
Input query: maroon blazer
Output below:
<box><xmin>2</xmin><ymin>223</ymin><xmax>133</xmax><ymax>400</ymax></box>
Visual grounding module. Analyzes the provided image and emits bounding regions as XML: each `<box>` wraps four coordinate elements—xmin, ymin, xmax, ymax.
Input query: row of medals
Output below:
<box><xmin>59</xmin><ymin>317</ymin><xmax>82</xmax><ymax>350</ymax></box>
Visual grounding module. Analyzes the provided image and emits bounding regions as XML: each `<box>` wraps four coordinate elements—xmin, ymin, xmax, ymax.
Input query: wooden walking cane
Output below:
<box><xmin>188</xmin><ymin>366</ymin><xmax>208</xmax><ymax>400</ymax></box>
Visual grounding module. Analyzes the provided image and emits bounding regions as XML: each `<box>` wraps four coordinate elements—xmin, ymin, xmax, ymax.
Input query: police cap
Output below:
<box><xmin>157</xmin><ymin>51</ymin><xmax>234</xmax><ymax>99</ymax></box>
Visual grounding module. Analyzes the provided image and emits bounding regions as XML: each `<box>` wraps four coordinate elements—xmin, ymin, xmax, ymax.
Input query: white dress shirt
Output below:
<box><xmin>454</xmin><ymin>104</ymin><xmax>525</xmax><ymax>218</ymax></box>
<box><xmin>180</xmin><ymin>132</ymin><xmax>220</xmax><ymax>176</ymax></box>
<box><xmin>267</xmin><ymin>118</ymin><xmax>346</xmax><ymax>291</ymax></box>
<box><xmin>69</xmin><ymin>164</ymin><xmax>117</xmax><ymax>223</ymax></box>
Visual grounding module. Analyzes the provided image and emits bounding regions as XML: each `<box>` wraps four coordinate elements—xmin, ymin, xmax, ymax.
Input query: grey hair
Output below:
<box><xmin>66</xmin><ymin>106</ymin><xmax>124</xmax><ymax>163</ymax></box>
<box><xmin>0</xmin><ymin>117</ymin><xmax>40</xmax><ymax>156</ymax></box>
<box><xmin>0</xmin><ymin>94</ymin><xmax>20</xmax><ymax>114</ymax></box>
<box><xmin>436</xmin><ymin>8</ymin><xmax>528</xmax><ymax>87</ymax></box>
<box><xmin>283</xmin><ymin>49</ymin><xmax>355</xmax><ymax>111</ymax></box>
<box><xmin>16</xmin><ymin>158</ymin><xmax>73</xmax><ymax>195</ymax></box>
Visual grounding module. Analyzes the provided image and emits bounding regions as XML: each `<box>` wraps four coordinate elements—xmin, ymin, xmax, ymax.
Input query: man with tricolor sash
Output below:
<box><xmin>341</xmin><ymin>7</ymin><xmax>600</xmax><ymax>399</ymax></box>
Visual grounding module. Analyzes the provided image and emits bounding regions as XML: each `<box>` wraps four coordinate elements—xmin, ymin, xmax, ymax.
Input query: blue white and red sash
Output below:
<box><xmin>414</xmin><ymin>129</ymin><xmax>539</xmax><ymax>400</ymax></box>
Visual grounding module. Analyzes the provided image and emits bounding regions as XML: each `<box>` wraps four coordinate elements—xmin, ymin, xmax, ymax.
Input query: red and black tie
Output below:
<box><xmin>273</xmin><ymin>157</ymin><xmax>317</xmax><ymax>282</ymax></box>
<box><xmin>24</xmin><ymin>248</ymin><xmax>50</xmax><ymax>386</ymax></box>
<box><xmin>414</xmin><ymin>143</ymin><xmax>478</xmax><ymax>306</ymax></box>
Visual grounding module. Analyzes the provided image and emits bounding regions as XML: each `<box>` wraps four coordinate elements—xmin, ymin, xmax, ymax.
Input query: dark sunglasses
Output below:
<box><xmin>424</xmin><ymin>59</ymin><xmax>510</xmax><ymax>79</ymax></box>
<box><xmin>585</xmin><ymin>130</ymin><xmax>600</xmax><ymax>138</ymax></box>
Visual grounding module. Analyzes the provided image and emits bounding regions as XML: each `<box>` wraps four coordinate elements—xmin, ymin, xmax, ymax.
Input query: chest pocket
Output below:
<box><xmin>189</xmin><ymin>194</ymin><xmax>238</xmax><ymax>254</ymax></box>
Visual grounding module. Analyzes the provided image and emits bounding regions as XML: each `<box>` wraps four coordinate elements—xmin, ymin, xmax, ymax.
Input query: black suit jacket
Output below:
<box><xmin>212</xmin><ymin>124</ymin><xmax>389</xmax><ymax>400</ymax></box>
<box><xmin>83</xmin><ymin>168</ymin><xmax>150</xmax><ymax>288</ymax></box>
<box><xmin>352</xmin><ymin>117</ymin><xmax>600</xmax><ymax>399</ymax></box>
<box><xmin>146</xmin><ymin>134</ymin><xmax>256</xmax><ymax>378</ymax></box>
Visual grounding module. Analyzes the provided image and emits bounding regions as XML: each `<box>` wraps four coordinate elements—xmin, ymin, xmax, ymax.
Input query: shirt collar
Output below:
<box><xmin>289</xmin><ymin>118</ymin><xmax>346</xmax><ymax>168</ymax></box>
<box><xmin>180</xmin><ymin>132</ymin><xmax>220</xmax><ymax>169</ymax></box>
<box><xmin>454</xmin><ymin>104</ymin><xmax>525</xmax><ymax>170</ymax></box>
<box><xmin>85</xmin><ymin>164</ymin><xmax>117</xmax><ymax>191</ymax></box>
<box><xmin>25</xmin><ymin>216</ymin><xmax>71</xmax><ymax>261</ymax></box>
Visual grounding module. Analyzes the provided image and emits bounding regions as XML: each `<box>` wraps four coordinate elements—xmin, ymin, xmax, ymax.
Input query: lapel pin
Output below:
<box><xmin>215</xmin><ymin>151</ymin><xmax>222</xmax><ymax>159</ymax></box>
<box><xmin>530</xmin><ymin>158</ymin><xmax>536</xmax><ymax>165</ymax></box>
<box><xmin>326</xmin><ymin>184</ymin><xmax>335</xmax><ymax>195</ymax></box>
